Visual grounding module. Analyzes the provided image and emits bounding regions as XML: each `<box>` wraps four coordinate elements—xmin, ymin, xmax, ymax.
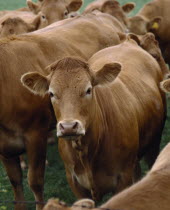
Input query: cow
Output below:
<box><xmin>0</xmin><ymin>12</ymin><xmax>40</xmax><ymax>37</ymax></box>
<box><xmin>128</xmin><ymin>32</ymin><xmax>169</xmax><ymax>76</ymax></box>
<box><xmin>127</xmin><ymin>0</ymin><xmax>170</xmax><ymax>65</ymax></box>
<box><xmin>83</xmin><ymin>0</ymin><xmax>135</xmax><ymax>27</ymax></box>
<box><xmin>43</xmin><ymin>142</ymin><xmax>170</xmax><ymax>210</ymax></box>
<box><xmin>0</xmin><ymin>12</ymin><xmax>124</xmax><ymax>210</ymax></box>
<box><xmin>27</xmin><ymin>0</ymin><xmax>83</xmax><ymax>28</ymax></box>
<box><xmin>21</xmin><ymin>37</ymin><xmax>166</xmax><ymax>201</ymax></box>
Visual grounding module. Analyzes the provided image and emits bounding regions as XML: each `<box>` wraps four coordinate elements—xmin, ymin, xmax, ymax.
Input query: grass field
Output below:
<box><xmin>0</xmin><ymin>0</ymin><xmax>170</xmax><ymax>209</ymax></box>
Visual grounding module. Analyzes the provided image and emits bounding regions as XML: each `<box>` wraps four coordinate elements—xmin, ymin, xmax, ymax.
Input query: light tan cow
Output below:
<box><xmin>83</xmin><ymin>0</ymin><xmax>135</xmax><ymax>27</ymax></box>
<box><xmin>127</xmin><ymin>0</ymin><xmax>170</xmax><ymax>65</ymax></box>
<box><xmin>22</xmin><ymin>38</ymin><xmax>166</xmax><ymax>201</ymax></box>
<box><xmin>0</xmin><ymin>12</ymin><xmax>123</xmax><ymax>210</ymax></box>
<box><xmin>27</xmin><ymin>0</ymin><xmax>83</xmax><ymax>28</ymax></box>
<box><xmin>0</xmin><ymin>11</ymin><xmax>40</xmax><ymax>37</ymax></box>
<box><xmin>43</xmin><ymin>142</ymin><xmax>170</xmax><ymax>210</ymax></box>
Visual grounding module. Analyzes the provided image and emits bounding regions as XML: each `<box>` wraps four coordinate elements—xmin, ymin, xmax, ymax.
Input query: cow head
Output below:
<box><xmin>84</xmin><ymin>0</ymin><xmax>135</xmax><ymax>26</ymax></box>
<box><xmin>160</xmin><ymin>75</ymin><xmax>170</xmax><ymax>93</ymax></box>
<box><xmin>127</xmin><ymin>15</ymin><xmax>162</xmax><ymax>35</ymax></box>
<box><xmin>0</xmin><ymin>16</ymin><xmax>41</xmax><ymax>37</ymax></box>
<box><xmin>21</xmin><ymin>57</ymin><xmax>121</xmax><ymax>139</ymax></box>
<box><xmin>27</xmin><ymin>0</ymin><xmax>83</xmax><ymax>27</ymax></box>
<box><xmin>43</xmin><ymin>198</ymin><xmax>95</xmax><ymax>210</ymax></box>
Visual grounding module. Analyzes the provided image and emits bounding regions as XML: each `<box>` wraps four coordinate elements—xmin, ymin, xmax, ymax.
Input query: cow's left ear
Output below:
<box><xmin>67</xmin><ymin>0</ymin><xmax>83</xmax><ymax>12</ymax></box>
<box><xmin>94</xmin><ymin>62</ymin><xmax>121</xmax><ymax>86</ymax></box>
<box><xmin>148</xmin><ymin>16</ymin><xmax>162</xmax><ymax>31</ymax></box>
<box><xmin>21</xmin><ymin>72</ymin><xmax>49</xmax><ymax>97</ymax></box>
<box><xmin>160</xmin><ymin>78</ymin><xmax>170</xmax><ymax>93</ymax></box>
<box><xmin>122</xmin><ymin>2</ymin><xmax>135</xmax><ymax>13</ymax></box>
<box><xmin>72</xmin><ymin>199</ymin><xmax>95</xmax><ymax>209</ymax></box>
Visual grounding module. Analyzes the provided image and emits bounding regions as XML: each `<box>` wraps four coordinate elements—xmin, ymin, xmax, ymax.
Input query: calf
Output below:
<box><xmin>22</xmin><ymin>38</ymin><xmax>166</xmax><ymax>201</ymax></box>
<box><xmin>0</xmin><ymin>12</ymin><xmax>123</xmax><ymax>210</ymax></box>
<box><xmin>43</xmin><ymin>142</ymin><xmax>170</xmax><ymax>210</ymax></box>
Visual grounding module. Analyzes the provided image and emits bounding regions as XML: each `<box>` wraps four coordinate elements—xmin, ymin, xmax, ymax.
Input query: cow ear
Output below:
<box><xmin>94</xmin><ymin>63</ymin><xmax>121</xmax><ymax>86</ymax></box>
<box><xmin>27</xmin><ymin>0</ymin><xmax>40</xmax><ymax>14</ymax></box>
<box><xmin>28</xmin><ymin>14</ymin><xmax>41</xmax><ymax>31</ymax></box>
<box><xmin>72</xmin><ymin>199</ymin><xmax>95</xmax><ymax>209</ymax></box>
<box><xmin>122</xmin><ymin>2</ymin><xmax>135</xmax><ymax>13</ymax></box>
<box><xmin>148</xmin><ymin>16</ymin><xmax>162</xmax><ymax>31</ymax></box>
<box><xmin>67</xmin><ymin>0</ymin><xmax>83</xmax><ymax>12</ymax></box>
<box><xmin>127</xmin><ymin>33</ymin><xmax>141</xmax><ymax>45</ymax></box>
<box><xmin>21</xmin><ymin>72</ymin><xmax>49</xmax><ymax>97</ymax></box>
<box><xmin>101</xmin><ymin>0</ymin><xmax>119</xmax><ymax>12</ymax></box>
<box><xmin>160</xmin><ymin>78</ymin><xmax>170</xmax><ymax>93</ymax></box>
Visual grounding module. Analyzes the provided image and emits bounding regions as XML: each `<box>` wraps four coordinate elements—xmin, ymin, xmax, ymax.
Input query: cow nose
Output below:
<box><xmin>59</xmin><ymin>121</ymin><xmax>79</xmax><ymax>136</ymax></box>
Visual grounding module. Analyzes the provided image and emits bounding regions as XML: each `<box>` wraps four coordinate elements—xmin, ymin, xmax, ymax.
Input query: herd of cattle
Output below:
<box><xmin>1</xmin><ymin>0</ymin><xmax>170</xmax><ymax>209</ymax></box>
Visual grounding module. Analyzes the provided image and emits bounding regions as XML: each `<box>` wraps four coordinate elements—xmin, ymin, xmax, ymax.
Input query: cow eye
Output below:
<box><xmin>64</xmin><ymin>10</ymin><xmax>68</xmax><ymax>17</ymax></box>
<box><xmin>49</xmin><ymin>92</ymin><xmax>54</xmax><ymax>97</ymax></box>
<box><xmin>42</xmin><ymin>15</ymin><xmax>46</xmax><ymax>20</ymax></box>
<box><xmin>86</xmin><ymin>87</ymin><xmax>92</xmax><ymax>95</ymax></box>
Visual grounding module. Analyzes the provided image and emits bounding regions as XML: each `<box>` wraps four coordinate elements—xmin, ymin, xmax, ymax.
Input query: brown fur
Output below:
<box><xmin>43</xmin><ymin>143</ymin><xmax>170</xmax><ymax>210</ymax></box>
<box><xmin>83</xmin><ymin>0</ymin><xmax>135</xmax><ymax>28</ymax></box>
<box><xmin>0</xmin><ymin>12</ymin><xmax>123</xmax><ymax>210</ymax></box>
<box><xmin>24</xmin><ymin>39</ymin><xmax>166</xmax><ymax>201</ymax></box>
<box><xmin>127</xmin><ymin>0</ymin><xmax>170</xmax><ymax>65</ymax></box>
<box><xmin>27</xmin><ymin>0</ymin><xmax>83</xmax><ymax>28</ymax></box>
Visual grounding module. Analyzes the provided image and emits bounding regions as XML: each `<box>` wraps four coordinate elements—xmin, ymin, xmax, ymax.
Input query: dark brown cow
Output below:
<box><xmin>127</xmin><ymin>0</ymin><xmax>170</xmax><ymax>65</ymax></box>
<box><xmin>22</xmin><ymin>38</ymin><xmax>166</xmax><ymax>201</ymax></box>
<box><xmin>83</xmin><ymin>0</ymin><xmax>135</xmax><ymax>27</ymax></box>
<box><xmin>43</xmin><ymin>142</ymin><xmax>170</xmax><ymax>210</ymax></box>
<box><xmin>27</xmin><ymin>0</ymin><xmax>83</xmax><ymax>28</ymax></box>
<box><xmin>0</xmin><ymin>12</ymin><xmax>123</xmax><ymax>210</ymax></box>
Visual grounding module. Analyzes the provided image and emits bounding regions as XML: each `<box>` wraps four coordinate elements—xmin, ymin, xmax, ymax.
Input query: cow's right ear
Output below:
<box><xmin>67</xmin><ymin>0</ymin><xmax>83</xmax><ymax>12</ymax></box>
<box><xmin>94</xmin><ymin>62</ymin><xmax>121</xmax><ymax>86</ymax></box>
<box><xmin>21</xmin><ymin>72</ymin><xmax>49</xmax><ymax>97</ymax></box>
<box><xmin>160</xmin><ymin>78</ymin><xmax>170</xmax><ymax>93</ymax></box>
<box><xmin>122</xmin><ymin>2</ymin><xmax>135</xmax><ymax>13</ymax></box>
<box><xmin>27</xmin><ymin>0</ymin><xmax>40</xmax><ymax>14</ymax></box>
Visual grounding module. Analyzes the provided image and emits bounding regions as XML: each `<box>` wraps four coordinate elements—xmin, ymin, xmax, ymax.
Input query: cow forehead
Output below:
<box><xmin>50</xmin><ymin>68</ymin><xmax>91</xmax><ymax>91</ymax></box>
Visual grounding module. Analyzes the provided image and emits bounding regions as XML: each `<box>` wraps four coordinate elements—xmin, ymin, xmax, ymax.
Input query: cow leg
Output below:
<box><xmin>1</xmin><ymin>156</ymin><xmax>26</xmax><ymax>210</ymax></box>
<box><xmin>26</xmin><ymin>131</ymin><xmax>48</xmax><ymax>210</ymax></box>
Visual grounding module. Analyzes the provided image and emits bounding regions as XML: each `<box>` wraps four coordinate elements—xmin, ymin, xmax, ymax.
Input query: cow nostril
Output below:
<box><xmin>59</xmin><ymin>123</ymin><xmax>65</xmax><ymax>131</ymax></box>
<box><xmin>73</xmin><ymin>122</ymin><xmax>78</xmax><ymax>130</ymax></box>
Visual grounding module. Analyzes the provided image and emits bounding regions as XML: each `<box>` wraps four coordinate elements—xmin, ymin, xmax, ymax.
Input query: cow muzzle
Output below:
<box><xmin>57</xmin><ymin>120</ymin><xmax>85</xmax><ymax>139</ymax></box>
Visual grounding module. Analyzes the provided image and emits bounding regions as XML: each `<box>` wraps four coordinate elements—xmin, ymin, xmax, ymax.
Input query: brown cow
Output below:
<box><xmin>43</xmin><ymin>142</ymin><xmax>170</xmax><ymax>210</ymax></box>
<box><xmin>27</xmin><ymin>0</ymin><xmax>83</xmax><ymax>27</ymax></box>
<box><xmin>127</xmin><ymin>0</ymin><xmax>170</xmax><ymax>65</ymax></box>
<box><xmin>83</xmin><ymin>0</ymin><xmax>135</xmax><ymax>27</ymax></box>
<box><xmin>22</xmin><ymin>38</ymin><xmax>166</xmax><ymax>201</ymax></box>
<box><xmin>0</xmin><ymin>12</ymin><xmax>123</xmax><ymax>210</ymax></box>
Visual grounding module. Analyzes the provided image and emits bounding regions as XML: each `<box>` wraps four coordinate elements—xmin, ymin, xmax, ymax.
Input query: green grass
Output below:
<box><xmin>0</xmin><ymin>0</ymin><xmax>170</xmax><ymax>209</ymax></box>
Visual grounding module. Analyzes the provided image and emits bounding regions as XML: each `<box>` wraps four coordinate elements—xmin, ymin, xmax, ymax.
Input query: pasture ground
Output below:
<box><xmin>0</xmin><ymin>0</ymin><xmax>169</xmax><ymax>209</ymax></box>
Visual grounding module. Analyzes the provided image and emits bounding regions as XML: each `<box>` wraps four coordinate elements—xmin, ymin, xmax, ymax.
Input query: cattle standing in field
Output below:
<box><xmin>27</xmin><ymin>0</ymin><xmax>83</xmax><ymax>27</ymax></box>
<box><xmin>127</xmin><ymin>0</ymin><xmax>170</xmax><ymax>65</ymax></box>
<box><xmin>83</xmin><ymin>0</ymin><xmax>135</xmax><ymax>27</ymax></box>
<box><xmin>43</xmin><ymin>142</ymin><xmax>170</xmax><ymax>210</ymax></box>
<box><xmin>22</xmin><ymin>38</ymin><xmax>166</xmax><ymax>201</ymax></box>
<box><xmin>0</xmin><ymin>12</ymin><xmax>124</xmax><ymax>210</ymax></box>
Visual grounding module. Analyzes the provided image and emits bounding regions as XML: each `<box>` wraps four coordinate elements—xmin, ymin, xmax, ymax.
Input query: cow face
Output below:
<box><xmin>28</xmin><ymin>0</ymin><xmax>83</xmax><ymax>28</ymax></box>
<box><xmin>127</xmin><ymin>15</ymin><xmax>162</xmax><ymax>35</ymax></box>
<box><xmin>0</xmin><ymin>16</ymin><xmax>41</xmax><ymax>37</ymax></box>
<box><xmin>84</xmin><ymin>0</ymin><xmax>135</xmax><ymax>26</ymax></box>
<box><xmin>21</xmin><ymin>57</ymin><xmax>121</xmax><ymax>139</ymax></box>
<box><xmin>0</xmin><ymin>17</ymin><xmax>33</xmax><ymax>37</ymax></box>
